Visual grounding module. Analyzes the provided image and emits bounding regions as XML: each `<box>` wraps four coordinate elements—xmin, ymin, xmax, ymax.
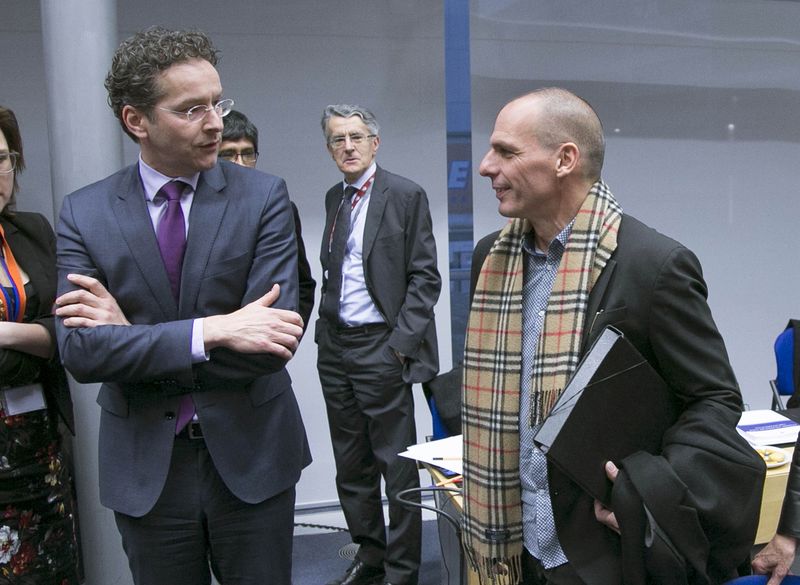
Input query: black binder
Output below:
<box><xmin>533</xmin><ymin>326</ymin><xmax>680</xmax><ymax>504</ymax></box>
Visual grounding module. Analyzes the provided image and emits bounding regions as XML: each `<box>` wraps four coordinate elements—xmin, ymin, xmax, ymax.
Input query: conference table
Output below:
<box><xmin>756</xmin><ymin>445</ymin><xmax>794</xmax><ymax>544</ymax></box>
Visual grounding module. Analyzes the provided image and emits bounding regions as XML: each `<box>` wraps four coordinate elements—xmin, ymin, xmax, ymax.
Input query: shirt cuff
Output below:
<box><xmin>191</xmin><ymin>319</ymin><xmax>210</xmax><ymax>363</ymax></box>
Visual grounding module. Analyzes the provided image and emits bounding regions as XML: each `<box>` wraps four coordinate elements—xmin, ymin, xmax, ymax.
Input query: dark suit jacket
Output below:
<box><xmin>289</xmin><ymin>202</ymin><xmax>316</xmax><ymax>329</ymax></box>
<box><xmin>317</xmin><ymin>165</ymin><xmax>440</xmax><ymax>383</ymax></box>
<box><xmin>473</xmin><ymin>215</ymin><xmax>763</xmax><ymax>584</ymax></box>
<box><xmin>779</xmin><ymin>436</ymin><xmax>800</xmax><ymax>538</ymax></box>
<box><xmin>0</xmin><ymin>212</ymin><xmax>74</xmax><ymax>432</ymax></box>
<box><xmin>55</xmin><ymin>161</ymin><xmax>311</xmax><ymax>517</ymax></box>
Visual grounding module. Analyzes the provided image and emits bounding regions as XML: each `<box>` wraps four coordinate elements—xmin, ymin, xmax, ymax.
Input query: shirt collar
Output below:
<box><xmin>523</xmin><ymin>218</ymin><xmax>575</xmax><ymax>257</ymax></box>
<box><xmin>343</xmin><ymin>162</ymin><xmax>377</xmax><ymax>191</ymax></box>
<box><xmin>138</xmin><ymin>156</ymin><xmax>201</xmax><ymax>202</ymax></box>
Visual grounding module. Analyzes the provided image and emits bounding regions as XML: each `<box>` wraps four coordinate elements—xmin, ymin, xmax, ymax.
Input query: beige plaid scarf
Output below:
<box><xmin>462</xmin><ymin>181</ymin><xmax>622</xmax><ymax>583</ymax></box>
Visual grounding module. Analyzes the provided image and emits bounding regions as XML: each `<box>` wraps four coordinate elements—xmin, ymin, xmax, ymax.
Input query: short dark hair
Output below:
<box><xmin>222</xmin><ymin>110</ymin><xmax>259</xmax><ymax>152</ymax></box>
<box><xmin>104</xmin><ymin>27</ymin><xmax>219</xmax><ymax>142</ymax></box>
<box><xmin>0</xmin><ymin>106</ymin><xmax>25</xmax><ymax>218</ymax></box>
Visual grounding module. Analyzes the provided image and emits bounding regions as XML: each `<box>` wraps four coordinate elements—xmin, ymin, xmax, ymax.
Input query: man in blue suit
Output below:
<box><xmin>54</xmin><ymin>27</ymin><xmax>310</xmax><ymax>585</ymax></box>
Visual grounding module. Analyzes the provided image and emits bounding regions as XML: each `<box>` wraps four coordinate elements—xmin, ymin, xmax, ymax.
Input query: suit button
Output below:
<box><xmin>165</xmin><ymin>412</ymin><xmax>175</xmax><ymax>420</ymax></box>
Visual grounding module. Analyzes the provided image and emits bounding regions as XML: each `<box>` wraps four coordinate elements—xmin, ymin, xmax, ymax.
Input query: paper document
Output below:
<box><xmin>737</xmin><ymin>409</ymin><xmax>800</xmax><ymax>446</ymax></box>
<box><xmin>399</xmin><ymin>435</ymin><xmax>462</xmax><ymax>475</ymax></box>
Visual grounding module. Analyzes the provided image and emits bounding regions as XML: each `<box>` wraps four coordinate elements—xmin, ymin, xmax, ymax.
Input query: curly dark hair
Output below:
<box><xmin>104</xmin><ymin>26</ymin><xmax>219</xmax><ymax>142</ymax></box>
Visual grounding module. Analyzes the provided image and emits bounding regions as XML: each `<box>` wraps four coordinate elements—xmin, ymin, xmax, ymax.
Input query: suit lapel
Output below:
<box><xmin>112</xmin><ymin>166</ymin><xmax>177</xmax><ymax>320</ymax></box>
<box><xmin>3</xmin><ymin>220</ymin><xmax>49</xmax><ymax>302</ymax></box>
<box><xmin>361</xmin><ymin>166</ymin><xmax>388</xmax><ymax>261</ymax></box>
<box><xmin>181</xmin><ymin>165</ymin><xmax>228</xmax><ymax>314</ymax></box>
<box><xmin>582</xmin><ymin>258</ymin><xmax>617</xmax><ymax>351</ymax></box>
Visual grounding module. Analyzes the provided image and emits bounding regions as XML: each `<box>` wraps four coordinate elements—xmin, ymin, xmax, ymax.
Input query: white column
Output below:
<box><xmin>39</xmin><ymin>2</ymin><xmax>129</xmax><ymax>585</ymax></box>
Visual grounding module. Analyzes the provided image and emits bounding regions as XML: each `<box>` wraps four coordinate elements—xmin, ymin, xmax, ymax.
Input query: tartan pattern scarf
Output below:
<box><xmin>462</xmin><ymin>181</ymin><xmax>622</xmax><ymax>583</ymax></box>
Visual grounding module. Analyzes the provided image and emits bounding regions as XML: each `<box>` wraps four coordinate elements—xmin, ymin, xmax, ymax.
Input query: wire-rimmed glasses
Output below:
<box><xmin>328</xmin><ymin>133</ymin><xmax>376</xmax><ymax>150</ymax></box>
<box><xmin>158</xmin><ymin>98</ymin><xmax>235</xmax><ymax>123</ymax></box>
<box><xmin>0</xmin><ymin>152</ymin><xmax>18</xmax><ymax>175</ymax></box>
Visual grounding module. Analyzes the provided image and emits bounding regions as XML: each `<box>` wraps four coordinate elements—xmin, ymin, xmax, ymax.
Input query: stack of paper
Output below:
<box><xmin>737</xmin><ymin>409</ymin><xmax>800</xmax><ymax>447</ymax></box>
<box><xmin>399</xmin><ymin>435</ymin><xmax>462</xmax><ymax>475</ymax></box>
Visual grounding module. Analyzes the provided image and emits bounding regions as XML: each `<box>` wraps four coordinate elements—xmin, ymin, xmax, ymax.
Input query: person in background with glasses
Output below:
<box><xmin>0</xmin><ymin>106</ymin><xmax>82</xmax><ymax>584</ymax></box>
<box><xmin>52</xmin><ymin>27</ymin><xmax>310</xmax><ymax>585</ymax></box>
<box><xmin>220</xmin><ymin>110</ymin><xmax>316</xmax><ymax>329</ymax></box>
<box><xmin>317</xmin><ymin>104</ymin><xmax>441</xmax><ymax>585</ymax></box>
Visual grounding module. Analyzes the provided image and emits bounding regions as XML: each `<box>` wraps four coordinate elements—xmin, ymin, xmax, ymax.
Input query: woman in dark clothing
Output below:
<box><xmin>0</xmin><ymin>106</ymin><xmax>81</xmax><ymax>584</ymax></box>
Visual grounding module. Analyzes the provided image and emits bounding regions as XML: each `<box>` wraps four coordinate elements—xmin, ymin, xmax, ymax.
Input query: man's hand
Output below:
<box><xmin>203</xmin><ymin>284</ymin><xmax>303</xmax><ymax>360</ymax></box>
<box><xmin>752</xmin><ymin>533</ymin><xmax>798</xmax><ymax>585</ymax></box>
<box><xmin>55</xmin><ymin>274</ymin><xmax>131</xmax><ymax>327</ymax></box>
<box><xmin>594</xmin><ymin>461</ymin><xmax>621</xmax><ymax>534</ymax></box>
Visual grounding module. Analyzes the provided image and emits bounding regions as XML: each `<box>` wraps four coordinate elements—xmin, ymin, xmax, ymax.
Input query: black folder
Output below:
<box><xmin>533</xmin><ymin>326</ymin><xmax>680</xmax><ymax>504</ymax></box>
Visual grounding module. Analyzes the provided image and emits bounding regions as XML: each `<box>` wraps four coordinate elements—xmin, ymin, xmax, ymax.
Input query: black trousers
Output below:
<box><xmin>114</xmin><ymin>433</ymin><xmax>296</xmax><ymax>585</ymax></box>
<box><xmin>317</xmin><ymin>323</ymin><xmax>421</xmax><ymax>585</ymax></box>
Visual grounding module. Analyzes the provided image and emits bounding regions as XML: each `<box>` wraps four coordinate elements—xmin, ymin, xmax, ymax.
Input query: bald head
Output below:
<box><xmin>507</xmin><ymin>88</ymin><xmax>605</xmax><ymax>181</ymax></box>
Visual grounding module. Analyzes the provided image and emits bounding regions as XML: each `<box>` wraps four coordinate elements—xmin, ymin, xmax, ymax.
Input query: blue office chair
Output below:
<box><xmin>724</xmin><ymin>576</ymin><xmax>800</xmax><ymax>585</ymax></box>
<box><xmin>771</xmin><ymin>320</ymin><xmax>800</xmax><ymax>411</ymax></box>
<box><xmin>422</xmin><ymin>366</ymin><xmax>462</xmax><ymax>439</ymax></box>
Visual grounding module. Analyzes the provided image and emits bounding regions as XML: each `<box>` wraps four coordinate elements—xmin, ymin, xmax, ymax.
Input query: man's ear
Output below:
<box><xmin>555</xmin><ymin>142</ymin><xmax>579</xmax><ymax>177</ymax></box>
<box><xmin>122</xmin><ymin>105</ymin><xmax>149</xmax><ymax>141</ymax></box>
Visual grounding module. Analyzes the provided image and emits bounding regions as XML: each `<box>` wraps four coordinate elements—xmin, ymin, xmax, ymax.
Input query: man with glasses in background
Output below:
<box><xmin>53</xmin><ymin>27</ymin><xmax>310</xmax><ymax>585</ymax></box>
<box><xmin>219</xmin><ymin>109</ymin><xmax>316</xmax><ymax>328</ymax></box>
<box><xmin>317</xmin><ymin>104</ymin><xmax>441</xmax><ymax>585</ymax></box>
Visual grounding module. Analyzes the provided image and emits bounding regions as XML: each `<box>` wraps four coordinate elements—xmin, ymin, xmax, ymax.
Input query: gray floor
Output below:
<box><xmin>292</xmin><ymin>520</ymin><xmax>443</xmax><ymax>585</ymax></box>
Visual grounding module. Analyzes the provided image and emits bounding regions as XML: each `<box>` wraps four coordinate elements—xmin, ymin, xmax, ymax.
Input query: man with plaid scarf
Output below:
<box><xmin>461</xmin><ymin>88</ymin><xmax>764</xmax><ymax>585</ymax></box>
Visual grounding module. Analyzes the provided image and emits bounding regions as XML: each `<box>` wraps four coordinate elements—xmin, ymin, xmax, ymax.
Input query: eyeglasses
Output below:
<box><xmin>219</xmin><ymin>148</ymin><xmax>259</xmax><ymax>165</ymax></box>
<box><xmin>158</xmin><ymin>98</ymin><xmax>235</xmax><ymax>123</ymax></box>
<box><xmin>327</xmin><ymin>133</ymin><xmax>376</xmax><ymax>150</ymax></box>
<box><xmin>0</xmin><ymin>152</ymin><xmax>18</xmax><ymax>175</ymax></box>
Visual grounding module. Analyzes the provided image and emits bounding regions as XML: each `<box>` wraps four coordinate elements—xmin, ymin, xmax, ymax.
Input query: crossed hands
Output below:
<box><xmin>55</xmin><ymin>274</ymin><xmax>303</xmax><ymax>359</ymax></box>
<box><xmin>55</xmin><ymin>274</ymin><xmax>130</xmax><ymax>327</ymax></box>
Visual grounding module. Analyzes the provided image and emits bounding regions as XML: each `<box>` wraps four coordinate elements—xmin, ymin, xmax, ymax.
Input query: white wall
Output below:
<box><xmin>5</xmin><ymin>2</ymin><xmax>449</xmax><ymax>582</ymax></box>
<box><xmin>4</xmin><ymin>1</ymin><xmax>800</xmax><ymax>583</ymax></box>
<box><xmin>469</xmin><ymin>0</ymin><xmax>800</xmax><ymax>409</ymax></box>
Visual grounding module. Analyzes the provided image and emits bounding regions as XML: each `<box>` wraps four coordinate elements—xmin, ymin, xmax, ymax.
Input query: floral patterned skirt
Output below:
<box><xmin>0</xmin><ymin>407</ymin><xmax>80</xmax><ymax>584</ymax></box>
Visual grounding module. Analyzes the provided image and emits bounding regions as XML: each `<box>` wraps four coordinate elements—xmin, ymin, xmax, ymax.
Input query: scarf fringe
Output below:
<box><xmin>463</xmin><ymin>544</ymin><xmax>523</xmax><ymax>585</ymax></box>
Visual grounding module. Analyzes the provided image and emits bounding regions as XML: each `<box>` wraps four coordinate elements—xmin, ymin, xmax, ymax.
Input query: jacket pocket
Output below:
<box><xmin>248</xmin><ymin>370</ymin><xmax>289</xmax><ymax>407</ymax></box>
<box><xmin>96</xmin><ymin>385</ymin><xmax>129</xmax><ymax>418</ymax></box>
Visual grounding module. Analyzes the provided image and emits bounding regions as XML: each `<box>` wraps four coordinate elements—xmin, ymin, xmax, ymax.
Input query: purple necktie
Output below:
<box><xmin>155</xmin><ymin>181</ymin><xmax>187</xmax><ymax>302</ymax></box>
<box><xmin>155</xmin><ymin>181</ymin><xmax>194</xmax><ymax>433</ymax></box>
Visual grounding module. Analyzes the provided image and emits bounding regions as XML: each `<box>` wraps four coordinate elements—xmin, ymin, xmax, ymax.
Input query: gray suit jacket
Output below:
<box><xmin>317</xmin><ymin>165</ymin><xmax>441</xmax><ymax>383</ymax></box>
<box><xmin>55</xmin><ymin>161</ymin><xmax>311</xmax><ymax>517</ymax></box>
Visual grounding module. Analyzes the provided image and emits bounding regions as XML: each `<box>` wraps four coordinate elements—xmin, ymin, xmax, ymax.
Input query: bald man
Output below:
<box><xmin>461</xmin><ymin>88</ymin><xmax>764</xmax><ymax>585</ymax></box>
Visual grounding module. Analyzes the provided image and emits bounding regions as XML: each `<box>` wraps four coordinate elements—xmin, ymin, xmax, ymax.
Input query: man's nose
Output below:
<box><xmin>205</xmin><ymin>109</ymin><xmax>224</xmax><ymax>132</ymax></box>
<box><xmin>478</xmin><ymin>151</ymin><xmax>494</xmax><ymax>176</ymax></box>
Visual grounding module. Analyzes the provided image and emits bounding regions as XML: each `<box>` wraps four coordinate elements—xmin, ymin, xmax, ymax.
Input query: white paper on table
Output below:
<box><xmin>399</xmin><ymin>434</ymin><xmax>463</xmax><ymax>475</ymax></box>
<box><xmin>737</xmin><ymin>409</ymin><xmax>800</xmax><ymax>446</ymax></box>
